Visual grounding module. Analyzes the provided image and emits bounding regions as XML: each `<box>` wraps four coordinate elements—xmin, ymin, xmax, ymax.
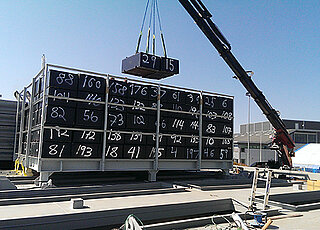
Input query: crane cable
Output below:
<box><xmin>135</xmin><ymin>0</ymin><xmax>150</xmax><ymax>54</ymax></box>
<box><xmin>146</xmin><ymin>0</ymin><xmax>153</xmax><ymax>54</ymax></box>
<box><xmin>135</xmin><ymin>0</ymin><xmax>167</xmax><ymax>57</ymax></box>
<box><xmin>155</xmin><ymin>0</ymin><xmax>167</xmax><ymax>57</ymax></box>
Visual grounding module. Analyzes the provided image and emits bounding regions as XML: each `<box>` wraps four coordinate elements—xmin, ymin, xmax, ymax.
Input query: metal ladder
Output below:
<box><xmin>249</xmin><ymin>168</ymin><xmax>272</xmax><ymax>210</ymax></box>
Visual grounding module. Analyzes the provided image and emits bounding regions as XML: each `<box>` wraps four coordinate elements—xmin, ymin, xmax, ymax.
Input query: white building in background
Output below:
<box><xmin>233</xmin><ymin>119</ymin><xmax>320</xmax><ymax>166</ymax></box>
<box><xmin>293</xmin><ymin>143</ymin><xmax>320</xmax><ymax>170</ymax></box>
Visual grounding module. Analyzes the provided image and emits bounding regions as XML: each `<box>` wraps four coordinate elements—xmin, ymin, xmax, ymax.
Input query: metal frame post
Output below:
<box><xmin>17</xmin><ymin>88</ymin><xmax>27</xmax><ymax>158</ymax></box>
<box><xmin>197</xmin><ymin>92</ymin><xmax>203</xmax><ymax>170</ymax></box>
<box><xmin>149</xmin><ymin>84</ymin><xmax>161</xmax><ymax>181</ymax></box>
<box><xmin>37</xmin><ymin>63</ymin><xmax>48</xmax><ymax>171</ymax></box>
<box><xmin>101</xmin><ymin>76</ymin><xmax>109</xmax><ymax>171</ymax></box>
<box><xmin>155</xmin><ymin>84</ymin><xmax>161</xmax><ymax>170</ymax></box>
<box><xmin>25</xmin><ymin>78</ymin><xmax>36</xmax><ymax>168</ymax></box>
<box><xmin>13</xmin><ymin>92</ymin><xmax>21</xmax><ymax>160</ymax></box>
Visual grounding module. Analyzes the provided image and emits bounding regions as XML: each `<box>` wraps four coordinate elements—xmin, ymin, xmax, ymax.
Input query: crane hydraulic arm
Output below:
<box><xmin>178</xmin><ymin>0</ymin><xmax>295</xmax><ymax>167</ymax></box>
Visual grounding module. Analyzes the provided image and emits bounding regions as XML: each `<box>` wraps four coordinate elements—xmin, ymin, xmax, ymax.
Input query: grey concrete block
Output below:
<box><xmin>71</xmin><ymin>198</ymin><xmax>84</xmax><ymax>209</ymax></box>
<box><xmin>0</xmin><ymin>177</ymin><xmax>16</xmax><ymax>190</ymax></box>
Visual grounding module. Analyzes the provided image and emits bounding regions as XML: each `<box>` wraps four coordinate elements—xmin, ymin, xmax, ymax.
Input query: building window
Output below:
<box><xmin>308</xmin><ymin>134</ymin><xmax>316</xmax><ymax>143</ymax></box>
<box><xmin>295</xmin><ymin>133</ymin><xmax>307</xmax><ymax>143</ymax></box>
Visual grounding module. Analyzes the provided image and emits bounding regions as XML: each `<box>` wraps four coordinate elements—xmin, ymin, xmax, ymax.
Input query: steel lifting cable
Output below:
<box><xmin>135</xmin><ymin>0</ymin><xmax>150</xmax><ymax>53</ymax></box>
<box><xmin>155</xmin><ymin>0</ymin><xmax>167</xmax><ymax>57</ymax></box>
<box><xmin>146</xmin><ymin>0</ymin><xmax>154</xmax><ymax>54</ymax></box>
<box><xmin>135</xmin><ymin>0</ymin><xmax>168</xmax><ymax>57</ymax></box>
<box><xmin>152</xmin><ymin>0</ymin><xmax>156</xmax><ymax>55</ymax></box>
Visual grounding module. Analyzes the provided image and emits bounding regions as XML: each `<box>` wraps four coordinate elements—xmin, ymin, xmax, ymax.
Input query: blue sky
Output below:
<box><xmin>1</xmin><ymin>0</ymin><xmax>319</xmax><ymax>131</ymax></box>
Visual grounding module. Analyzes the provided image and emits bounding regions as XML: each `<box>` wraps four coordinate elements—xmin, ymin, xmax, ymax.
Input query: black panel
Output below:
<box><xmin>49</xmin><ymin>70</ymin><xmax>78</xmax><ymax>90</ymax></box>
<box><xmin>127</xmin><ymin>82</ymin><xmax>150</xmax><ymax>100</ymax></box>
<box><xmin>202</xmin><ymin>148</ymin><xmax>232</xmax><ymax>160</ymax></box>
<box><xmin>184</xmin><ymin>92</ymin><xmax>200</xmax><ymax>105</ymax></box>
<box><xmin>203</xmin><ymin>95</ymin><xmax>218</xmax><ymax>109</ymax></box>
<box><xmin>146</xmin><ymin>133</ymin><xmax>167</xmax><ymax>146</ymax></box>
<box><xmin>45</xmin><ymin>105</ymin><xmax>75</xmax><ymax>127</ymax></box>
<box><xmin>105</xmin><ymin>144</ymin><xmax>123</xmax><ymax>159</ymax></box>
<box><xmin>106</xmin><ymin>131</ymin><xmax>125</xmax><ymax>144</ymax></box>
<box><xmin>166</xmin><ymin>134</ymin><xmax>186</xmax><ymax>146</ymax></box>
<box><xmin>185</xmin><ymin>104</ymin><xmax>200</xmax><ymax>120</ymax></box>
<box><xmin>109</xmin><ymin>79</ymin><xmax>128</xmax><ymax>97</ymax></box>
<box><xmin>161</xmin><ymin>57</ymin><xmax>179</xmax><ymax>74</ymax></box>
<box><xmin>148</xmin><ymin>85</ymin><xmax>166</xmax><ymax>101</ymax></box>
<box><xmin>217</xmin><ymin>97</ymin><xmax>233</xmax><ymax>111</ymax></box>
<box><xmin>185</xmin><ymin>119</ymin><xmax>200</xmax><ymax>134</ymax></box>
<box><xmin>75</xmin><ymin>108</ymin><xmax>104</xmax><ymax>129</ymax></box>
<box><xmin>219</xmin><ymin>123</ymin><xmax>233</xmax><ymax>138</ymax></box>
<box><xmin>202</xmin><ymin>108</ymin><xmax>219</xmax><ymax>122</ymax></box>
<box><xmin>73</xmin><ymin>130</ymin><xmax>102</xmax><ymax>144</ymax></box>
<box><xmin>124</xmin><ymin>133</ymin><xmax>147</xmax><ymax>145</ymax></box>
<box><xmin>42</xmin><ymin>142</ymin><xmax>72</xmax><ymax>158</ymax></box>
<box><xmin>43</xmin><ymin>128</ymin><xmax>72</xmax><ymax>143</ymax></box>
<box><xmin>185</xmin><ymin>135</ymin><xmax>200</xmax><ymax>147</ymax></box>
<box><xmin>107</xmin><ymin>110</ymin><xmax>126</xmax><ymax>130</ymax></box>
<box><xmin>77</xmin><ymin>91</ymin><xmax>105</xmax><ymax>110</ymax></box>
<box><xmin>78</xmin><ymin>74</ymin><xmax>106</xmax><ymax>94</ymax></box>
<box><xmin>71</xmin><ymin>143</ymin><xmax>101</xmax><ymax>158</ymax></box>
<box><xmin>108</xmin><ymin>96</ymin><xmax>127</xmax><ymax>112</ymax></box>
<box><xmin>202</xmin><ymin>147</ymin><xmax>216</xmax><ymax>159</ymax></box>
<box><xmin>202</xmin><ymin>122</ymin><xmax>233</xmax><ymax>137</ymax></box>
<box><xmin>185</xmin><ymin>147</ymin><xmax>200</xmax><ymax>159</ymax></box>
<box><xmin>166</xmin><ymin>117</ymin><xmax>188</xmax><ymax>134</ymax></box>
<box><xmin>165</xmin><ymin>146</ymin><xmax>186</xmax><ymax>159</ymax></box>
<box><xmin>48</xmin><ymin>88</ymin><xmax>77</xmax><ymax>108</ymax></box>
<box><xmin>145</xmin><ymin>145</ymin><xmax>166</xmax><ymax>159</ymax></box>
<box><xmin>127</xmin><ymin>98</ymin><xmax>150</xmax><ymax>113</ymax></box>
<box><xmin>126</xmin><ymin>113</ymin><xmax>152</xmax><ymax>131</ymax></box>
<box><xmin>203</xmin><ymin>137</ymin><xmax>233</xmax><ymax>148</ymax></box>
<box><xmin>123</xmin><ymin>145</ymin><xmax>147</xmax><ymax>159</ymax></box>
<box><xmin>162</xmin><ymin>88</ymin><xmax>185</xmax><ymax>104</ymax></box>
<box><xmin>139</xmin><ymin>53</ymin><xmax>161</xmax><ymax>71</ymax></box>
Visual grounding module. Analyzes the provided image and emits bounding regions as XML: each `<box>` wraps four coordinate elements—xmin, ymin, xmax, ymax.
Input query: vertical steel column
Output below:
<box><xmin>154</xmin><ymin>84</ymin><xmax>161</xmax><ymax>171</ymax></box>
<box><xmin>37</xmin><ymin>64</ymin><xmax>48</xmax><ymax>171</ymax></box>
<box><xmin>13</xmin><ymin>92</ymin><xmax>21</xmax><ymax>159</ymax></box>
<box><xmin>25</xmin><ymin>78</ymin><xmax>36</xmax><ymax>168</ymax></box>
<box><xmin>17</xmin><ymin>88</ymin><xmax>27</xmax><ymax>158</ymax></box>
<box><xmin>101</xmin><ymin>76</ymin><xmax>109</xmax><ymax>171</ymax></box>
<box><xmin>197</xmin><ymin>91</ymin><xmax>203</xmax><ymax>170</ymax></box>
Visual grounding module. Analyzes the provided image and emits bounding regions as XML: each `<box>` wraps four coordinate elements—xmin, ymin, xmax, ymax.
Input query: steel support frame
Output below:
<box><xmin>18</xmin><ymin>63</ymin><xmax>234</xmax><ymax>183</ymax></box>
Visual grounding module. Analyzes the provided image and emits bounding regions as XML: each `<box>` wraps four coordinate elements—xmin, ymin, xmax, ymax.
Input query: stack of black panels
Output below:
<box><xmin>29</xmin><ymin>69</ymin><xmax>233</xmax><ymax>161</ymax></box>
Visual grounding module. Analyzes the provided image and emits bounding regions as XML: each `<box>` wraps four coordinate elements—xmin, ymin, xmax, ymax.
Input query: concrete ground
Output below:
<box><xmin>1</xmin><ymin>169</ymin><xmax>320</xmax><ymax>229</ymax></box>
<box><xmin>187</xmin><ymin>186</ymin><xmax>320</xmax><ymax>229</ymax></box>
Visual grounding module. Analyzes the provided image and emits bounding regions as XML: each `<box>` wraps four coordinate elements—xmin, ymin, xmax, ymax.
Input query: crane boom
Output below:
<box><xmin>178</xmin><ymin>0</ymin><xmax>295</xmax><ymax>167</ymax></box>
